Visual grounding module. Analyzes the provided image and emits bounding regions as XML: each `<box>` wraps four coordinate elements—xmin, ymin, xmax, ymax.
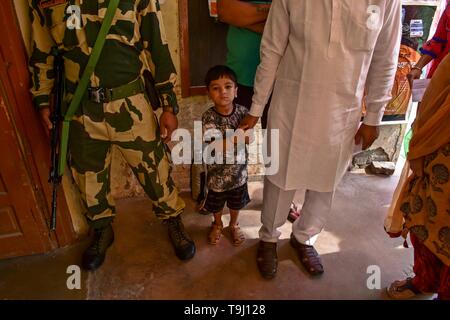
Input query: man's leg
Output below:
<box><xmin>259</xmin><ymin>177</ymin><xmax>296</xmax><ymax>243</ymax></box>
<box><xmin>290</xmin><ymin>189</ymin><xmax>334</xmax><ymax>275</ymax></box>
<box><xmin>292</xmin><ymin>190</ymin><xmax>334</xmax><ymax>246</ymax></box>
<box><xmin>69</xmin><ymin>118</ymin><xmax>115</xmax><ymax>271</ymax></box>
<box><xmin>257</xmin><ymin>177</ymin><xmax>296</xmax><ymax>279</ymax></box>
<box><xmin>111</xmin><ymin>93</ymin><xmax>195</xmax><ymax>260</ymax></box>
<box><xmin>288</xmin><ymin>192</ymin><xmax>305</xmax><ymax>223</ymax></box>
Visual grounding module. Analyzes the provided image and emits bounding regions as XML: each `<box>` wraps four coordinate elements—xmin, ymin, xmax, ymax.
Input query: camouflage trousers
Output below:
<box><xmin>68</xmin><ymin>92</ymin><xmax>185</xmax><ymax>229</ymax></box>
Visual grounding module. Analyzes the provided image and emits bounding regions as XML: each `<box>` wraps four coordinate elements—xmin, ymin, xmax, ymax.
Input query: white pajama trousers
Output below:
<box><xmin>259</xmin><ymin>177</ymin><xmax>335</xmax><ymax>246</ymax></box>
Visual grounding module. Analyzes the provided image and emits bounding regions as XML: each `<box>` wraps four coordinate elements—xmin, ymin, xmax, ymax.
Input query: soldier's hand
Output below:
<box><xmin>40</xmin><ymin>107</ymin><xmax>53</xmax><ymax>134</ymax></box>
<box><xmin>239</xmin><ymin>114</ymin><xmax>259</xmax><ymax>131</ymax></box>
<box><xmin>159</xmin><ymin>111</ymin><xmax>178</xmax><ymax>143</ymax></box>
<box><xmin>354</xmin><ymin>123</ymin><xmax>379</xmax><ymax>150</ymax></box>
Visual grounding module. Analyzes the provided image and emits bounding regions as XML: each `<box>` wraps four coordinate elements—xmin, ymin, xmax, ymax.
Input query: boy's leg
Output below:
<box><xmin>212</xmin><ymin>211</ymin><xmax>223</xmax><ymax>227</ymax></box>
<box><xmin>202</xmin><ymin>189</ymin><xmax>225</xmax><ymax>244</ymax></box>
<box><xmin>208</xmin><ymin>210</ymin><xmax>224</xmax><ymax>245</ymax></box>
<box><xmin>226</xmin><ymin>184</ymin><xmax>250</xmax><ymax>246</ymax></box>
<box><xmin>229</xmin><ymin>209</ymin><xmax>239</xmax><ymax>226</ymax></box>
<box><xmin>229</xmin><ymin>209</ymin><xmax>245</xmax><ymax>246</ymax></box>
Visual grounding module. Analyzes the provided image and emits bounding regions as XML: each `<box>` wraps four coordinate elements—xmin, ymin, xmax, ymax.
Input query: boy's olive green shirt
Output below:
<box><xmin>29</xmin><ymin>0</ymin><xmax>178</xmax><ymax>110</ymax></box>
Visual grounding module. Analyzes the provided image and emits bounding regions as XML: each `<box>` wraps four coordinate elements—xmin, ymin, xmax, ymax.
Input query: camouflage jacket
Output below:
<box><xmin>29</xmin><ymin>0</ymin><xmax>178</xmax><ymax>110</ymax></box>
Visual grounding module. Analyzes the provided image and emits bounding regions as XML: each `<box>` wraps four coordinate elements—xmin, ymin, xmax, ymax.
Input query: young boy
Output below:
<box><xmin>201</xmin><ymin>65</ymin><xmax>251</xmax><ymax>246</ymax></box>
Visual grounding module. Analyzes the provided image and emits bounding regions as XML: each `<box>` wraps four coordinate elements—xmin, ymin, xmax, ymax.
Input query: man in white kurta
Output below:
<box><xmin>240</xmin><ymin>0</ymin><xmax>402</xmax><ymax>278</ymax></box>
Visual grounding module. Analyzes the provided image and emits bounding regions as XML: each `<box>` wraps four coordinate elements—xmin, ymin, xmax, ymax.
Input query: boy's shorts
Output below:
<box><xmin>202</xmin><ymin>183</ymin><xmax>250</xmax><ymax>214</ymax></box>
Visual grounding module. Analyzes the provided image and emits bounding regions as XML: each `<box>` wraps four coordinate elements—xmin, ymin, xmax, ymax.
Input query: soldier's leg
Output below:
<box><xmin>124</xmin><ymin>144</ymin><xmax>185</xmax><ymax>220</ymax></box>
<box><xmin>106</xmin><ymin>93</ymin><xmax>194</xmax><ymax>260</ymax></box>
<box><xmin>68</xmin><ymin>116</ymin><xmax>115</xmax><ymax>270</ymax></box>
<box><xmin>69</xmin><ymin>118</ymin><xmax>116</xmax><ymax>228</ymax></box>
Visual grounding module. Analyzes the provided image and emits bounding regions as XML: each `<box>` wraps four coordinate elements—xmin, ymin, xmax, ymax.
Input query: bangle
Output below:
<box><xmin>411</xmin><ymin>66</ymin><xmax>422</xmax><ymax>72</ymax></box>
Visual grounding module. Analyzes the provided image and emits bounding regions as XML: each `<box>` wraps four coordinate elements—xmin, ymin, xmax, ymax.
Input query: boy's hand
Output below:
<box><xmin>239</xmin><ymin>115</ymin><xmax>259</xmax><ymax>130</ymax></box>
<box><xmin>159</xmin><ymin>111</ymin><xmax>178</xmax><ymax>143</ymax></box>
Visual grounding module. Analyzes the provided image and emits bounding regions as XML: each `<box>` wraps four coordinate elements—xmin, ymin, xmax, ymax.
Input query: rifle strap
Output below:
<box><xmin>58</xmin><ymin>0</ymin><xmax>120</xmax><ymax>176</ymax></box>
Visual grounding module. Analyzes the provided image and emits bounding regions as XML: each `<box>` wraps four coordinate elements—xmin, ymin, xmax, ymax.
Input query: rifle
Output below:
<box><xmin>48</xmin><ymin>49</ymin><xmax>64</xmax><ymax>231</ymax></box>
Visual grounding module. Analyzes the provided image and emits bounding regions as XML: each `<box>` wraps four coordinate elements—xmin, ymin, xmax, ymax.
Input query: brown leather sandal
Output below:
<box><xmin>290</xmin><ymin>233</ymin><xmax>324</xmax><ymax>276</ymax></box>
<box><xmin>229</xmin><ymin>224</ymin><xmax>245</xmax><ymax>246</ymax></box>
<box><xmin>208</xmin><ymin>223</ymin><xmax>223</xmax><ymax>245</ymax></box>
<box><xmin>387</xmin><ymin>277</ymin><xmax>425</xmax><ymax>299</ymax></box>
<box><xmin>257</xmin><ymin>241</ymin><xmax>278</xmax><ymax>279</ymax></box>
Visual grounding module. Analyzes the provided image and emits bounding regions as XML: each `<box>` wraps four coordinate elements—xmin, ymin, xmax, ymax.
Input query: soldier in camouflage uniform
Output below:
<box><xmin>28</xmin><ymin>0</ymin><xmax>196</xmax><ymax>270</ymax></box>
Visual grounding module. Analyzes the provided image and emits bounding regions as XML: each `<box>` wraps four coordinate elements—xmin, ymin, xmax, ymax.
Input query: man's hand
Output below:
<box><xmin>239</xmin><ymin>114</ymin><xmax>259</xmax><ymax>131</ymax></box>
<box><xmin>407</xmin><ymin>68</ymin><xmax>422</xmax><ymax>89</ymax></box>
<box><xmin>159</xmin><ymin>111</ymin><xmax>178</xmax><ymax>143</ymax></box>
<box><xmin>40</xmin><ymin>107</ymin><xmax>53</xmax><ymax>135</ymax></box>
<box><xmin>354</xmin><ymin>123</ymin><xmax>379</xmax><ymax>150</ymax></box>
<box><xmin>217</xmin><ymin>0</ymin><xmax>270</xmax><ymax>29</ymax></box>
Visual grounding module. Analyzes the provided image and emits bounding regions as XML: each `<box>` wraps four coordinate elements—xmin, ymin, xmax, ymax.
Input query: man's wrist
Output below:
<box><xmin>162</xmin><ymin>105</ymin><xmax>177</xmax><ymax>115</ymax></box>
<box><xmin>160</xmin><ymin>92</ymin><xmax>179</xmax><ymax>115</ymax></box>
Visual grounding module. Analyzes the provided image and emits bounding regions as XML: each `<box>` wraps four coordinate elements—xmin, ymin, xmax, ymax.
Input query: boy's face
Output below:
<box><xmin>207</xmin><ymin>76</ymin><xmax>238</xmax><ymax>108</ymax></box>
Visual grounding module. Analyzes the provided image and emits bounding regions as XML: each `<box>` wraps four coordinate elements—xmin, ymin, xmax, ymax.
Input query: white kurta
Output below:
<box><xmin>250</xmin><ymin>0</ymin><xmax>402</xmax><ymax>192</ymax></box>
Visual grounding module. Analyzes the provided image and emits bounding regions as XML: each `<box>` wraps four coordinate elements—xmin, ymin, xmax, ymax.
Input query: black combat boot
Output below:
<box><xmin>165</xmin><ymin>215</ymin><xmax>196</xmax><ymax>260</ymax></box>
<box><xmin>81</xmin><ymin>224</ymin><xmax>114</xmax><ymax>271</ymax></box>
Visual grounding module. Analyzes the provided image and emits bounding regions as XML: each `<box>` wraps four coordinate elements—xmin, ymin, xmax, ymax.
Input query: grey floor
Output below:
<box><xmin>0</xmin><ymin>171</ymin><xmax>433</xmax><ymax>300</ymax></box>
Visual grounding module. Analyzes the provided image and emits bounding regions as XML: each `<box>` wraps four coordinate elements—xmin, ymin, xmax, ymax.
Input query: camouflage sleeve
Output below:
<box><xmin>138</xmin><ymin>0</ymin><xmax>178</xmax><ymax>110</ymax></box>
<box><xmin>28</xmin><ymin>1</ymin><xmax>55</xmax><ymax>110</ymax></box>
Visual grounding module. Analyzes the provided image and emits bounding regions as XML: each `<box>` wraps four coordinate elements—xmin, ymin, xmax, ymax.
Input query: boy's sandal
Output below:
<box><xmin>229</xmin><ymin>224</ymin><xmax>245</xmax><ymax>246</ymax></box>
<box><xmin>208</xmin><ymin>223</ymin><xmax>223</xmax><ymax>245</ymax></box>
<box><xmin>387</xmin><ymin>277</ymin><xmax>424</xmax><ymax>299</ymax></box>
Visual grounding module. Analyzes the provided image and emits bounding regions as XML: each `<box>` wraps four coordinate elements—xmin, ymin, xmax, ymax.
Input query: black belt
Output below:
<box><xmin>86</xmin><ymin>77</ymin><xmax>145</xmax><ymax>103</ymax></box>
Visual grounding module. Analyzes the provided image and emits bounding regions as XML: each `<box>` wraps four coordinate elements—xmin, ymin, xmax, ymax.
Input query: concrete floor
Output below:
<box><xmin>0</xmin><ymin>171</ymin><xmax>434</xmax><ymax>300</ymax></box>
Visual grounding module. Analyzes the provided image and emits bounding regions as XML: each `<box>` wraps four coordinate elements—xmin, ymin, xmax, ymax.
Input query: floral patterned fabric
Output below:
<box><xmin>399</xmin><ymin>143</ymin><xmax>450</xmax><ymax>266</ymax></box>
<box><xmin>410</xmin><ymin>233</ymin><xmax>450</xmax><ymax>300</ymax></box>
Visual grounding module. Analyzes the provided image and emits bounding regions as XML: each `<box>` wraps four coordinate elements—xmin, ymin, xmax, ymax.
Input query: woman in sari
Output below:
<box><xmin>385</xmin><ymin>54</ymin><xmax>450</xmax><ymax>300</ymax></box>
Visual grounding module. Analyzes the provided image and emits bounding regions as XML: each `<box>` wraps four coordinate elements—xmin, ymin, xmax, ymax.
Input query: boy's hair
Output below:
<box><xmin>204</xmin><ymin>65</ymin><xmax>238</xmax><ymax>88</ymax></box>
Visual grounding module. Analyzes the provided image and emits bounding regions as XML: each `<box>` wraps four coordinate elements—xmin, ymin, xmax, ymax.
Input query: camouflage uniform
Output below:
<box><xmin>29</xmin><ymin>0</ymin><xmax>185</xmax><ymax>228</ymax></box>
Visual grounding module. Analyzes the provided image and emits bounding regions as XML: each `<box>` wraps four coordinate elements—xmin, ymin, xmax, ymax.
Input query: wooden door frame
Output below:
<box><xmin>0</xmin><ymin>0</ymin><xmax>77</xmax><ymax>253</ymax></box>
<box><xmin>178</xmin><ymin>0</ymin><xmax>208</xmax><ymax>97</ymax></box>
